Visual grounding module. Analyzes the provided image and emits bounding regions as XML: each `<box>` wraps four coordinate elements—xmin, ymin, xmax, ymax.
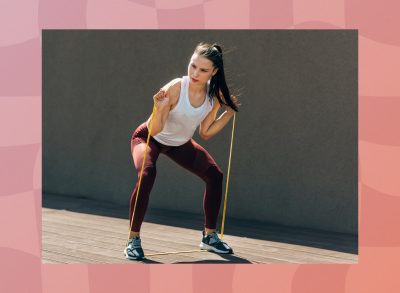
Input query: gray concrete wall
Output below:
<box><xmin>43</xmin><ymin>30</ymin><xmax>358</xmax><ymax>234</ymax></box>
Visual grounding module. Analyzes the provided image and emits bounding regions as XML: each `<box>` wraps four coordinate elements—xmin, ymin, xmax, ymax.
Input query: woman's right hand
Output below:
<box><xmin>153</xmin><ymin>89</ymin><xmax>170</xmax><ymax>109</ymax></box>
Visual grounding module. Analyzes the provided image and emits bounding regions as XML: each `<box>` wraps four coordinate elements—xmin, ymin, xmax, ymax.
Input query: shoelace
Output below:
<box><xmin>210</xmin><ymin>232</ymin><xmax>231</xmax><ymax>248</ymax></box>
<box><xmin>129</xmin><ymin>237</ymin><xmax>141</xmax><ymax>249</ymax></box>
<box><xmin>209</xmin><ymin>232</ymin><xmax>224</xmax><ymax>245</ymax></box>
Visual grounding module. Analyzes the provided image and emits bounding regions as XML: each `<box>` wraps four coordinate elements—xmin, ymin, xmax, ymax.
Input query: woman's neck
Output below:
<box><xmin>188</xmin><ymin>81</ymin><xmax>207</xmax><ymax>95</ymax></box>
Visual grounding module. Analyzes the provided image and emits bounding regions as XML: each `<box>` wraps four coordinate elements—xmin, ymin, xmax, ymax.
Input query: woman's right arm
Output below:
<box><xmin>148</xmin><ymin>78</ymin><xmax>181</xmax><ymax>136</ymax></box>
<box><xmin>148</xmin><ymin>89</ymin><xmax>169</xmax><ymax>136</ymax></box>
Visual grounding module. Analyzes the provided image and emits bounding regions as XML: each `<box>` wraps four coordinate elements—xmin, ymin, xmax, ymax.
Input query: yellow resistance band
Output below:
<box><xmin>127</xmin><ymin>103</ymin><xmax>156</xmax><ymax>244</ymax></box>
<box><xmin>128</xmin><ymin>104</ymin><xmax>236</xmax><ymax>256</ymax></box>
<box><xmin>145</xmin><ymin>250</ymin><xmax>208</xmax><ymax>257</ymax></box>
<box><xmin>220</xmin><ymin>112</ymin><xmax>236</xmax><ymax>240</ymax></box>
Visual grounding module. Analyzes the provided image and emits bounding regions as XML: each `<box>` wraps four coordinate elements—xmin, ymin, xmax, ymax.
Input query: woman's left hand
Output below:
<box><xmin>222</xmin><ymin>95</ymin><xmax>236</xmax><ymax>117</ymax></box>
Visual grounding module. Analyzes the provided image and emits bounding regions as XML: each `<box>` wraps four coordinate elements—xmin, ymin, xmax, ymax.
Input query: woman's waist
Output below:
<box><xmin>131</xmin><ymin>121</ymin><xmax>191</xmax><ymax>147</ymax></box>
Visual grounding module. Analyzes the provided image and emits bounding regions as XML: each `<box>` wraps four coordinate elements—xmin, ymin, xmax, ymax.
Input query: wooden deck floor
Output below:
<box><xmin>42</xmin><ymin>194</ymin><xmax>358</xmax><ymax>264</ymax></box>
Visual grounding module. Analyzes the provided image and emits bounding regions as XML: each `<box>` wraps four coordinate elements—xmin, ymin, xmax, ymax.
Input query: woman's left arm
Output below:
<box><xmin>199</xmin><ymin>97</ymin><xmax>235</xmax><ymax>140</ymax></box>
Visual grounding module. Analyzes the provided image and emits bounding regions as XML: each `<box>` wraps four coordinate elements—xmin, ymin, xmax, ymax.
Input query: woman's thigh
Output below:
<box><xmin>164</xmin><ymin>139</ymin><xmax>220</xmax><ymax>174</ymax></box>
<box><xmin>131</xmin><ymin>138</ymin><xmax>160</xmax><ymax>171</ymax></box>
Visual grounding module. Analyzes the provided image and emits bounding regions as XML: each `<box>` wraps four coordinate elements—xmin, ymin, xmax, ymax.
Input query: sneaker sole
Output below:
<box><xmin>124</xmin><ymin>247</ymin><xmax>145</xmax><ymax>260</ymax></box>
<box><xmin>199</xmin><ymin>242</ymin><xmax>233</xmax><ymax>254</ymax></box>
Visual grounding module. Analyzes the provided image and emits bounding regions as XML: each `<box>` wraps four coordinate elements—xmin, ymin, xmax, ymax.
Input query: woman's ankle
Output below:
<box><xmin>204</xmin><ymin>228</ymin><xmax>216</xmax><ymax>236</ymax></box>
<box><xmin>129</xmin><ymin>231</ymin><xmax>140</xmax><ymax>239</ymax></box>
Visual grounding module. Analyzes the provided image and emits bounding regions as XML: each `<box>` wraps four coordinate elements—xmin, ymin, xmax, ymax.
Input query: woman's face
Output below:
<box><xmin>187</xmin><ymin>53</ymin><xmax>218</xmax><ymax>86</ymax></box>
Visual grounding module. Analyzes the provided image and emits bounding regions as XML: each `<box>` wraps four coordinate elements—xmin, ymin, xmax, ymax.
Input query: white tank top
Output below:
<box><xmin>148</xmin><ymin>76</ymin><xmax>214</xmax><ymax>146</ymax></box>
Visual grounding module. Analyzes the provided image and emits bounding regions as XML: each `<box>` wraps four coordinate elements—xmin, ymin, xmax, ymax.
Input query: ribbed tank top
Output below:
<box><xmin>148</xmin><ymin>76</ymin><xmax>213</xmax><ymax>146</ymax></box>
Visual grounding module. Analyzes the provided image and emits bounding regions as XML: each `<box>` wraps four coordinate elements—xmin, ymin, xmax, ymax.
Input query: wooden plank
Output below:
<box><xmin>43</xmin><ymin>208</ymin><xmax>357</xmax><ymax>252</ymax></box>
<box><xmin>43</xmin><ymin>205</ymin><xmax>358</xmax><ymax>248</ymax></box>
<box><xmin>43</xmin><ymin>220</ymin><xmax>355</xmax><ymax>264</ymax></box>
<box><xmin>43</xmin><ymin>214</ymin><xmax>356</xmax><ymax>262</ymax></box>
<box><xmin>43</xmin><ymin>227</ymin><xmax>242</xmax><ymax>264</ymax></box>
<box><xmin>42</xmin><ymin>195</ymin><xmax>358</xmax><ymax>264</ymax></box>
<box><xmin>43</xmin><ymin>222</ymin><xmax>224</xmax><ymax>263</ymax></box>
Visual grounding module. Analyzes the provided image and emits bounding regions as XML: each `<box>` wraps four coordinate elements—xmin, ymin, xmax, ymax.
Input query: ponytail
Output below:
<box><xmin>194</xmin><ymin>43</ymin><xmax>239</xmax><ymax>112</ymax></box>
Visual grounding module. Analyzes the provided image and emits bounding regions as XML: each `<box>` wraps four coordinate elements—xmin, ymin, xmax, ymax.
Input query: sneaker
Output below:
<box><xmin>124</xmin><ymin>237</ymin><xmax>145</xmax><ymax>260</ymax></box>
<box><xmin>200</xmin><ymin>231</ymin><xmax>234</xmax><ymax>254</ymax></box>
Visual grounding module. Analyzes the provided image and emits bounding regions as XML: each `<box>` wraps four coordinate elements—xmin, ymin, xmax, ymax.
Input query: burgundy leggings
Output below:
<box><xmin>129</xmin><ymin>122</ymin><xmax>223</xmax><ymax>232</ymax></box>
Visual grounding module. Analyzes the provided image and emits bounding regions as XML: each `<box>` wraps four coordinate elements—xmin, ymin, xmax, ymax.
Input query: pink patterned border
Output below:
<box><xmin>1</xmin><ymin>0</ymin><xmax>400</xmax><ymax>292</ymax></box>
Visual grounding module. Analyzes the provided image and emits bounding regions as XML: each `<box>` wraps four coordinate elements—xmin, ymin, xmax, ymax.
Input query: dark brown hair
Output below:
<box><xmin>194</xmin><ymin>42</ymin><xmax>239</xmax><ymax>112</ymax></box>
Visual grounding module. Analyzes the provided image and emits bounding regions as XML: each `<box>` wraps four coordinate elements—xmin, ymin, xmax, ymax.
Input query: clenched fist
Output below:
<box><xmin>153</xmin><ymin>89</ymin><xmax>170</xmax><ymax>109</ymax></box>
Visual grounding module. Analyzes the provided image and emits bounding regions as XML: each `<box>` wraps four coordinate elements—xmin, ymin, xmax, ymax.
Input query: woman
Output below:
<box><xmin>125</xmin><ymin>42</ymin><xmax>239</xmax><ymax>260</ymax></box>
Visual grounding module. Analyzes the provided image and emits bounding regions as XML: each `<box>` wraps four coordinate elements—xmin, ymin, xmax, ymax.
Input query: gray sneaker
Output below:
<box><xmin>124</xmin><ymin>237</ymin><xmax>145</xmax><ymax>260</ymax></box>
<box><xmin>200</xmin><ymin>231</ymin><xmax>233</xmax><ymax>254</ymax></box>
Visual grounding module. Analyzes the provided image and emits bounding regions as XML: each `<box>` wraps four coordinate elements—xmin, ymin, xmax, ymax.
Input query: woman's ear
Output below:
<box><xmin>212</xmin><ymin>68</ymin><xmax>218</xmax><ymax>76</ymax></box>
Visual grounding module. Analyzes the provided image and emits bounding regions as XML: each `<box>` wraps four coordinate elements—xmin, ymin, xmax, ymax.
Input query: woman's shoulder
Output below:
<box><xmin>161</xmin><ymin>78</ymin><xmax>181</xmax><ymax>91</ymax></box>
<box><xmin>159</xmin><ymin>78</ymin><xmax>182</xmax><ymax>106</ymax></box>
<box><xmin>162</xmin><ymin>77</ymin><xmax>182</xmax><ymax>94</ymax></box>
<box><xmin>161</xmin><ymin>78</ymin><xmax>181</xmax><ymax>98</ymax></box>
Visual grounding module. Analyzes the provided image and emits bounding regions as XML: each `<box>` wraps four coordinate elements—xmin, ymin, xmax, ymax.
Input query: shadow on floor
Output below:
<box><xmin>43</xmin><ymin>193</ymin><xmax>358</xmax><ymax>255</ymax></box>
<box><xmin>135</xmin><ymin>253</ymin><xmax>252</xmax><ymax>264</ymax></box>
<box><xmin>173</xmin><ymin>253</ymin><xmax>253</xmax><ymax>264</ymax></box>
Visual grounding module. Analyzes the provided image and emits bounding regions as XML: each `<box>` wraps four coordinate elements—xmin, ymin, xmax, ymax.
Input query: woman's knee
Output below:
<box><xmin>204</xmin><ymin>165</ymin><xmax>223</xmax><ymax>184</ymax></box>
<box><xmin>138</xmin><ymin>166</ymin><xmax>157</xmax><ymax>180</ymax></box>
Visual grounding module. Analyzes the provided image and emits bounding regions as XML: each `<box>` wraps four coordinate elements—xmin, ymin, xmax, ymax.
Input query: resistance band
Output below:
<box><xmin>219</xmin><ymin>112</ymin><xmax>235</xmax><ymax>240</ymax></box>
<box><xmin>145</xmin><ymin>250</ymin><xmax>208</xmax><ymax>257</ymax></box>
<box><xmin>127</xmin><ymin>103</ymin><xmax>156</xmax><ymax>245</ymax></box>
<box><xmin>128</xmin><ymin>103</ymin><xmax>236</xmax><ymax>256</ymax></box>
